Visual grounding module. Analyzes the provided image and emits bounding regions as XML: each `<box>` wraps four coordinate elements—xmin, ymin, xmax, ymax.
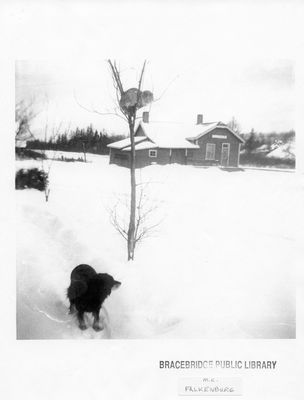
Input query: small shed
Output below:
<box><xmin>15</xmin><ymin>130</ymin><xmax>34</xmax><ymax>149</ymax></box>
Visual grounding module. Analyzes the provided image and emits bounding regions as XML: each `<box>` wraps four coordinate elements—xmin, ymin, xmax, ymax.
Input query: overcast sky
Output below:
<box><xmin>13</xmin><ymin>1</ymin><xmax>298</xmax><ymax>138</ymax></box>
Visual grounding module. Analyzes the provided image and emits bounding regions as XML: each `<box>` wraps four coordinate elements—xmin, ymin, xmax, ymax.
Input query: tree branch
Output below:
<box><xmin>153</xmin><ymin>74</ymin><xmax>180</xmax><ymax>103</ymax></box>
<box><xmin>108</xmin><ymin>60</ymin><xmax>124</xmax><ymax>95</ymax></box>
<box><xmin>73</xmin><ymin>90</ymin><xmax>128</xmax><ymax>122</ymax></box>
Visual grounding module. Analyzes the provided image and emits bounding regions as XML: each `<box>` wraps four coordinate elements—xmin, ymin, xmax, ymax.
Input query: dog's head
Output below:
<box><xmin>96</xmin><ymin>273</ymin><xmax>121</xmax><ymax>295</ymax></box>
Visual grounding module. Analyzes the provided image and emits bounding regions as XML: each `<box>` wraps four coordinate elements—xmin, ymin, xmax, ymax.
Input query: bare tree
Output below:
<box><xmin>107</xmin><ymin>60</ymin><xmax>153</xmax><ymax>260</ymax></box>
<box><xmin>40</xmin><ymin>121</ymin><xmax>66</xmax><ymax>202</ymax></box>
<box><xmin>227</xmin><ymin>116</ymin><xmax>241</xmax><ymax>134</ymax></box>
<box><xmin>109</xmin><ymin>182</ymin><xmax>162</xmax><ymax>249</ymax></box>
<box><xmin>75</xmin><ymin>60</ymin><xmax>154</xmax><ymax>260</ymax></box>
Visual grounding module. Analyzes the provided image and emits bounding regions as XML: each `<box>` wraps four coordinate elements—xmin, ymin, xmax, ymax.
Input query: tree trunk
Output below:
<box><xmin>107</xmin><ymin>59</ymin><xmax>147</xmax><ymax>261</ymax></box>
<box><xmin>82</xmin><ymin>142</ymin><xmax>87</xmax><ymax>162</ymax></box>
<box><xmin>127</xmin><ymin>118</ymin><xmax>136</xmax><ymax>260</ymax></box>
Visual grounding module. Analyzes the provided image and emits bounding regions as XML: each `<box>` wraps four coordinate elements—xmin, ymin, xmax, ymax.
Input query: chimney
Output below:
<box><xmin>196</xmin><ymin>114</ymin><xmax>203</xmax><ymax>124</ymax></box>
<box><xmin>142</xmin><ymin>111</ymin><xmax>149</xmax><ymax>123</ymax></box>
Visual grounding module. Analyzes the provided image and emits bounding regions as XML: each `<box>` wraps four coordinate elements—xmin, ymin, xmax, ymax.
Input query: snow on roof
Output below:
<box><xmin>122</xmin><ymin>141</ymin><xmax>158</xmax><ymax>151</ymax></box>
<box><xmin>186</xmin><ymin>121</ymin><xmax>245</xmax><ymax>143</ymax></box>
<box><xmin>107</xmin><ymin>136</ymin><xmax>145</xmax><ymax>149</ymax></box>
<box><xmin>266</xmin><ymin>142</ymin><xmax>295</xmax><ymax>160</ymax></box>
<box><xmin>139</xmin><ymin>122</ymin><xmax>199</xmax><ymax>149</ymax></box>
<box><xmin>186</xmin><ymin>122</ymin><xmax>219</xmax><ymax>139</ymax></box>
<box><xmin>108</xmin><ymin>119</ymin><xmax>244</xmax><ymax>151</ymax></box>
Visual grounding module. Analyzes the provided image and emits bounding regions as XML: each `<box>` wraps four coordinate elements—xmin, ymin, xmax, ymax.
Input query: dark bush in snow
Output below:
<box><xmin>15</xmin><ymin>168</ymin><xmax>48</xmax><ymax>191</ymax></box>
<box><xmin>15</xmin><ymin>148</ymin><xmax>46</xmax><ymax>160</ymax></box>
<box><xmin>239</xmin><ymin>153</ymin><xmax>295</xmax><ymax>169</ymax></box>
<box><xmin>55</xmin><ymin>156</ymin><xmax>85</xmax><ymax>162</ymax></box>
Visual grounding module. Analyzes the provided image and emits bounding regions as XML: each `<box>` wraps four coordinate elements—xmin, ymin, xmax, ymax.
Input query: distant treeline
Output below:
<box><xmin>28</xmin><ymin>125</ymin><xmax>125</xmax><ymax>154</ymax></box>
<box><xmin>27</xmin><ymin>125</ymin><xmax>295</xmax><ymax>158</ymax></box>
<box><xmin>240</xmin><ymin>130</ymin><xmax>295</xmax><ymax>153</ymax></box>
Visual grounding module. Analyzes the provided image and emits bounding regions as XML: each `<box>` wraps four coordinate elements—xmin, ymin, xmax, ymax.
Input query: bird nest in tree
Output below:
<box><xmin>119</xmin><ymin>88</ymin><xmax>153</xmax><ymax>112</ymax></box>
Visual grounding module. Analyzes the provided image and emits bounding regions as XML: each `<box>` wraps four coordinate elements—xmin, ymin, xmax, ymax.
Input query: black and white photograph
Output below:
<box><xmin>1</xmin><ymin>0</ymin><xmax>304</xmax><ymax>399</ymax></box>
<box><xmin>15</xmin><ymin>56</ymin><xmax>296</xmax><ymax>340</ymax></box>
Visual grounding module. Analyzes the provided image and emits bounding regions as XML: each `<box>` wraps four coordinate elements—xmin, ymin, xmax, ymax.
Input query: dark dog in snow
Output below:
<box><xmin>67</xmin><ymin>264</ymin><xmax>121</xmax><ymax>331</ymax></box>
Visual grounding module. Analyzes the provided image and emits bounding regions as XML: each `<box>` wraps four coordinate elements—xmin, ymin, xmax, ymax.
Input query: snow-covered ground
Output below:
<box><xmin>16</xmin><ymin>152</ymin><xmax>298</xmax><ymax>339</ymax></box>
<box><xmin>267</xmin><ymin>140</ymin><xmax>295</xmax><ymax>160</ymax></box>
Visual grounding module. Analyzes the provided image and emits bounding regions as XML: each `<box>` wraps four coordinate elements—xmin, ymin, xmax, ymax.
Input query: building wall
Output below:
<box><xmin>109</xmin><ymin>148</ymin><xmax>130</xmax><ymax>167</ymax></box>
<box><xmin>110</xmin><ymin>148</ymin><xmax>170</xmax><ymax>168</ymax></box>
<box><xmin>110</xmin><ymin>147</ymin><xmax>189</xmax><ymax>168</ymax></box>
<box><xmin>188</xmin><ymin>127</ymin><xmax>241</xmax><ymax>167</ymax></box>
<box><xmin>135</xmin><ymin>148</ymin><xmax>179</xmax><ymax>167</ymax></box>
<box><xmin>171</xmin><ymin>149</ymin><xmax>187</xmax><ymax>164</ymax></box>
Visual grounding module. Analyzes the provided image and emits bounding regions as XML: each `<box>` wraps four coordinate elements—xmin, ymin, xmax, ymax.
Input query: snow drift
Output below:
<box><xmin>16</xmin><ymin>153</ymin><xmax>297</xmax><ymax>339</ymax></box>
